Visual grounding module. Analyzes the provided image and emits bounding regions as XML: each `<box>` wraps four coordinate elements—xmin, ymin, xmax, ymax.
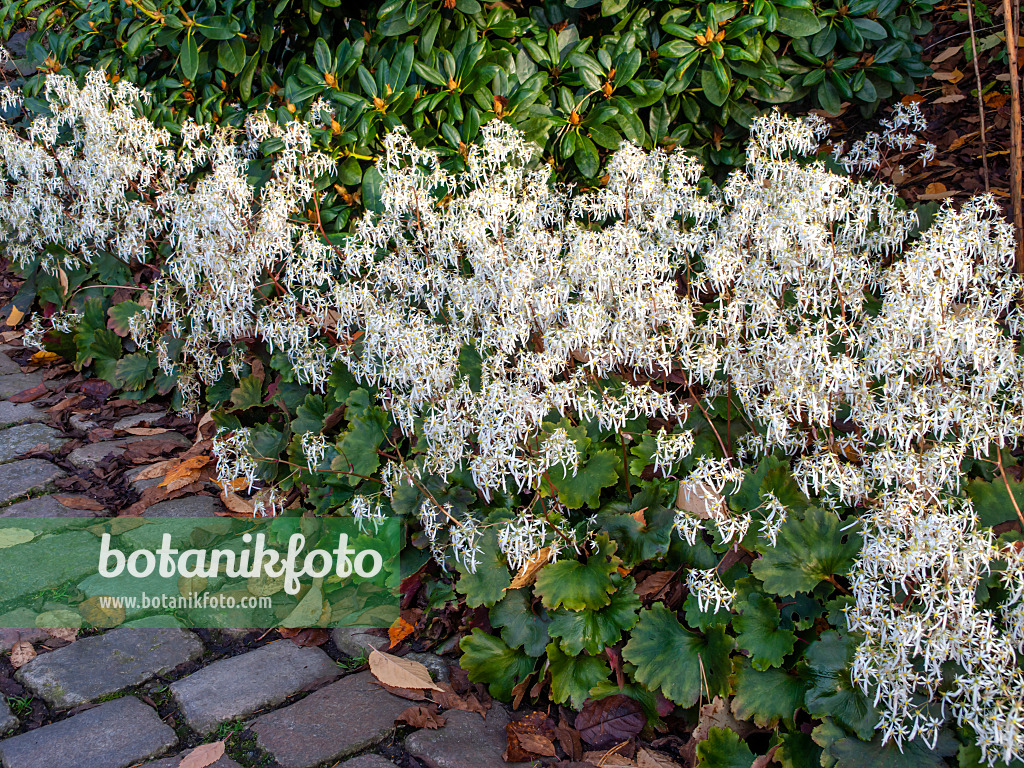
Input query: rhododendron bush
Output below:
<box><xmin>3</xmin><ymin>72</ymin><xmax>1024</xmax><ymax>765</ymax></box>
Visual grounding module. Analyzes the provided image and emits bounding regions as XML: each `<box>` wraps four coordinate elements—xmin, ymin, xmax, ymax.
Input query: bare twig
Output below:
<box><xmin>966</xmin><ymin>0</ymin><xmax>991</xmax><ymax>191</ymax></box>
<box><xmin>1004</xmin><ymin>0</ymin><xmax>1024</xmax><ymax>274</ymax></box>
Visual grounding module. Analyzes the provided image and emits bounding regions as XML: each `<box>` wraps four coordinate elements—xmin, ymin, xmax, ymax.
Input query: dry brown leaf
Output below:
<box><xmin>9</xmin><ymin>640</ymin><xmax>35</xmax><ymax>669</ymax></box>
<box><xmin>78</xmin><ymin>595</ymin><xmax>125</xmax><ymax>628</ymax></box>
<box><xmin>430</xmin><ymin>683</ymin><xmax>490</xmax><ymax>718</ymax></box>
<box><xmin>87</xmin><ymin>517</ymin><xmax>148</xmax><ymax>536</ymax></box>
<box><xmin>933</xmin><ymin>93</ymin><xmax>966</xmax><ymax>104</ymax></box>
<box><xmin>29</xmin><ymin>350</ymin><xmax>61</xmax><ymax>365</ymax></box>
<box><xmin>220</xmin><ymin>491</ymin><xmax>255</xmax><ymax>516</ymax></box>
<box><xmin>0</xmin><ymin>330</ymin><xmax>22</xmax><ymax>342</ymax></box>
<box><xmin>9</xmin><ymin>383</ymin><xmax>47</xmax><ymax>403</ymax></box>
<box><xmin>43</xmin><ymin>627</ymin><xmax>77</xmax><ymax>643</ymax></box>
<box><xmin>178</xmin><ymin>575</ymin><xmax>208</xmax><ymax>599</ymax></box>
<box><xmin>134</xmin><ymin>458</ymin><xmax>179</xmax><ymax>482</ymax></box>
<box><xmin>368</xmin><ymin>648</ymin><xmax>443</xmax><ymax>692</ymax></box>
<box><xmin>518</xmin><ymin>733</ymin><xmax>557</xmax><ymax>757</ymax></box>
<box><xmin>582</xmin><ymin>750</ymin><xmax>636</xmax><ymax>768</ymax></box>
<box><xmin>160</xmin><ymin>455</ymin><xmax>211</xmax><ymax>486</ymax></box>
<box><xmin>395</xmin><ymin>704</ymin><xmax>447</xmax><ymax>729</ymax></box>
<box><xmin>125</xmin><ymin>427</ymin><xmax>169</xmax><ymax>436</ymax></box>
<box><xmin>637</xmin><ymin>747</ymin><xmax>682</xmax><ymax>767</ymax></box>
<box><xmin>54</xmin><ymin>495</ymin><xmax>106</xmax><ymax>512</ymax></box>
<box><xmin>675</xmin><ymin>481</ymin><xmax>723</xmax><ymax>518</ymax></box>
<box><xmin>635</xmin><ymin>571</ymin><xmax>676</xmax><ymax>599</ymax></box>
<box><xmin>931</xmin><ymin>68</ymin><xmax>963</xmax><ymax>83</ymax></box>
<box><xmin>508</xmin><ymin>547</ymin><xmax>551</xmax><ymax>590</ymax></box>
<box><xmin>388</xmin><ymin>616</ymin><xmax>416</xmax><ymax>648</ymax></box>
<box><xmin>931</xmin><ymin>44</ymin><xmax>961</xmax><ymax>65</ymax></box>
<box><xmin>925</xmin><ymin>182</ymin><xmax>947</xmax><ymax>195</ymax></box>
<box><xmin>178</xmin><ymin>741</ymin><xmax>226</xmax><ymax>768</ymax></box>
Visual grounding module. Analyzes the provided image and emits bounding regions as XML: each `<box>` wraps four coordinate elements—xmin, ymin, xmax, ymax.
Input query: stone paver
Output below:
<box><xmin>332</xmin><ymin>626</ymin><xmax>388</xmax><ymax>657</ymax></box>
<box><xmin>342</xmin><ymin>756</ymin><xmax>400</xmax><ymax>768</ymax></box>
<box><xmin>0</xmin><ymin>354</ymin><xmax>20</xmax><ymax>375</ymax></box>
<box><xmin>127</xmin><ymin>465</ymin><xmax>161</xmax><ymax>492</ymax></box>
<box><xmin>251</xmin><ymin>671</ymin><xmax>411</xmax><ymax>768</ymax></box>
<box><xmin>0</xmin><ymin>423</ymin><xmax>67</xmax><ymax>463</ymax></box>
<box><xmin>125</xmin><ymin>615</ymin><xmax>185</xmax><ymax>629</ymax></box>
<box><xmin>77</xmin><ymin>569</ymin><xmax>180</xmax><ymax>621</ymax></box>
<box><xmin>16</xmin><ymin>628</ymin><xmax>204</xmax><ymax>708</ymax></box>
<box><xmin>67</xmin><ymin>433</ymin><xmax>190</xmax><ymax>469</ymax></box>
<box><xmin>144</xmin><ymin>746</ymin><xmax>244</xmax><ymax>768</ymax></box>
<box><xmin>170</xmin><ymin>641</ymin><xmax>339</xmax><ymax>734</ymax></box>
<box><xmin>0</xmin><ymin>622</ymin><xmax>49</xmax><ymax>653</ymax></box>
<box><xmin>113</xmin><ymin>411</ymin><xmax>166</xmax><ymax>430</ymax></box>
<box><xmin>0</xmin><ymin>696</ymin><xmax>176</xmax><ymax>768</ymax></box>
<box><xmin>0</xmin><ymin>494</ymin><xmax>103</xmax><ymax>519</ymax></box>
<box><xmin>0</xmin><ymin>401</ymin><xmax>46</xmax><ymax>427</ymax></box>
<box><xmin>0</xmin><ymin>697</ymin><xmax>16</xmax><ymax>736</ymax></box>
<box><xmin>144</xmin><ymin>495</ymin><xmax>224</xmax><ymax>517</ymax></box>
<box><xmin>0</xmin><ymin>373</ymin><xmax>43</xmax><ymax>399</ymax></box>
<box><xmin>405</xmin><ymin>707</ymin><xmax>530</xmax><ymax>768</ymax></box>
<box><xmin>405</xmin><ymin>652</ymin><xmax>449</xmax><ymax>684</ymax></box>
<box><xmin>120</xmin><ymin>505</ymin><xmax>230</xmax><ymax>551</ymax></box>
<box><xmin>0</xmin><ymin>459</ymin><xmax>66</xmax><ymax>504</ymax></box>
<box><xmin>0</xmin><ymin>529</ymin><xmax>95</xmax><ymax>602</ymax></box>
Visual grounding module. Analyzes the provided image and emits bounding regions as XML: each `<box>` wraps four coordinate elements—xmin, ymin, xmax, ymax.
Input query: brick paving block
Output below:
<box><xmin>0</xmin><ymin>373</ymin><xmax>43</xmax><ymax>399</ymax></box>
<box><xmin>170</xmin><ymin>641</ymin><xmax>339</xmax><ymax>734</ymax></box>
<box><xmin>0</xmin><ymin>529</ymin><xmax>95</xmax><ymax>602</ymax></box>
<box><xmin>0</xmin><ymin>696</ymin><xmax>176</xmax><ymax>768</ymax></box>
<box><xmin>16</xmin><ymin>627</ymin><xmax>204</xmax><ymax>708</ymax></box>
<box><xmin>0</xmin><ymin>459</ymin><xmax>66</xmax><ymax>504</ymax></box>
<box><xmin>0</xmin><ymin>401</ymin><xmax>46</xmax><ymax>427</ymax></box>
<box><xmin>251</xmin><ymin>671</ymin><xmax>411</xmax><ymax>768</ymax></box>
<box><xmin>144</xmin><ymin>745</ymin><xmax>244</xmax><ymax>768</ymax></box>
<box><xmin>405</xmin><ymin>707</ymin><xmax>531</xmax><ymax>768</ymax></box>
<box><xmin>0</xmin><ymin>423</ymin><xmax>67</xmax><ymax>464</ymax></box>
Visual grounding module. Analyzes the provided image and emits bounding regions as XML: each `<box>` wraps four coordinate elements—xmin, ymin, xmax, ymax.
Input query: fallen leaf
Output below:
<box><xmin>134</xmin><ymin>458</ymin><xmax>179</xmax><ymax>481</ymax></box>
<box><xmin>0</xmin><ymin>528</ymin><xmax>35</xmax><ymax>548</ymax></box>
<box><xmin>125</xmin><ymin>427</ymin><xmax>169</xmax><ymax>436</ymax></box>
<box><xmin>36</xmin><ymin>610</ymin><xmax>81</xmax><ymax>631</ymax></box>
<box><xmin>248</xmin><ymin>572</ymin><xmax>285</xmax><ymax>597</ymax></box>
<box><xmin>29</xmin><ymin>350</ymin><xmax>61</xmax><ymax>365</ymax></box>
<box><xmin>930</xmin><ymin>44</ymin><xmax>961</xmax><ymax>64</ymax></box>
<box><xmin>924</xmin><ymin>182</ymin><xmax>947</xmax><ymax>195</ymax></box>
<box><xmin>179</xmin><ymin>741</ymin><xmax>226</xmax><ymax>768</ymax></box>
<box><xmin>220</xmin><ymin>490</ymin><xmax>255</xmax><ymax>516</ymax></box>
<box><xmin>282</xmin><ymin>628</ymin><xmax>329</xmax><ymax>647</ymax></box>
<box><xmin>932</xmin><ymin>93</ymin><xmax>966</xmax><ymax>104</ymax></box>
<box><xmin>637</xmin><ymin>747</ymin><xmax>683</xmax><ymax>767</ymax></box>
<box><xmin>9</xmin><ymin>383</ymin><xmax>47</xmax><ymax>403</ymax></box>
<box><xmin>280</xmin><ymin>580</ymin><xmax>326</xmax><ymax>629</ymax></box>
<box><xmin>984</xmin><ymin>92</ymin><xmax>1009</xmax><ymax>109</ymax></box>
<box><xmin>575</xmin><ymin>695</ymin><xmax>646</xmax><ymax>748</ymax></box>
<box><xmin>675</xmin><ymin>481</ymin><xmax>723</xmax><ymax>519</ymax></box>
<box><xmin>0</xmin><ymin>330</ymin><xmax>22</xmax><ymax>341</ymax></box>
<box><xmin>369</xmin><ymin>648</ymin><xmax>443</xmax><ymax>692</ymax></box>
<box><xmin>377</xmin><ymin>682</ymin><xmax>429</xmax><ymax>701</ymax></box>
<box><xmin>931</xmin><ymin>68</ymin><xmax>963</xmax><ymax>83</ymax></box>
<box><xmin>508</xmin><ymin>547</ymin><xmax>551</xmax><ymax>590</ymax></box>
<box><xmin>78</xmin><ymin>595</ymin><xmax>125</xmax><ymax>628</ymax></box>
<box><xmin>87</xmin><ymin>517</ymin><xmax>148</xmax><ymax>536</ymax></box>
<box><xmin>55</xmin><ymin>496</ymin><xmax>106</xmax><ymax>512</ymax></box>
<box><xmin>49</xmin><ymin>395</ymin><xmax>84</xmax><ymax>414</ymax></box>
<box><xmin>43</xmin><ymin>627</ymin><xmax>77</xmax><ymax>643</ymax></box>
<box><xmin>389</xmin><ymin>616</ymin><xmax>416</xmax><ymax>648</ymax></box>
<box><xmin>160</xmin><ymin>455</ymin><xmax>210</xmax><ymax>487</ymax></box>
<box><xmin>634</xmin><ymin>571</ymin><xmax>676</xmax><ymax>599</ymax></box>
<box><xmin>6</xmin><ymin>305</ymin><xmax>24</xmax><ymax>327</ymax></box>
<box><xmin>430</xmin><ymin>682</ymin><xmax>490</xmax><ymax>718</ymax></box>
<box><xmin>583</xmin><ymin>748</ymin><xmax>637</xmax><ymax>767</ymax></box>
<box><xmin>505</xmin><ymin>712</ymin><xmax>560</xmax><ymax>762</ymax></box>
<box><xmin>396</xmin><ymin>704</ymin><xmax>447</xmax><ymax>729</ymax></box>
<box><xmin>178</xmin><ymin>575</ymin><xmax>208</xmax><ymax>599</ymax></box>
<box><xmin>9</xmin><ymin>640</ymin><xmax>35</xmax><ymax>668</ymax></box>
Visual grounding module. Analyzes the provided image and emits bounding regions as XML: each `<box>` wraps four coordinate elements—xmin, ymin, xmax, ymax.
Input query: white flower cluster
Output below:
<box><xmin>4</xmin><ymin>74</ymin><xmax>1024</xmax><ymax>761</ymax></box>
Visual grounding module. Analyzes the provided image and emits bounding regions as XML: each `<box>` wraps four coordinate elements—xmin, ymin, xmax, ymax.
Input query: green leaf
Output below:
<box><xmin>733</xmin><ymin>592</ymin><xmax>796</xmax><ymax>669</ymax></box>
<box><xmin>731</xmin><ymin>661</ymin><xmax>806</xmax><ymax>727</ymax></box>
<box><xmin>114</xmin><ymin>353</ymin><xmax>156</xmax><ymax>391</ymax></box>
<box><xmin>775</xmin><ymin>7</ymin><xmax>824</xmax><ymax>37</ymax></box>
<box><xmin>548</xmin><ymin>577</ymin><xmax>640</xmax><ymax>655</ymax></box>
<box><xmin>547</xmin><ymin>641</ymin><xmax>611</xmax><ymax>708</ymax></box>
<box><xmin>456</xmin><ymin>529</ymin><xmax>512</xmax><ymax>608</ymax></box>
<box><xmin>696</xmin><ymin>727</ymin><xmax>756</xmax><ymax>768</ymax></box>
<box><xmin>622</xmin><ymin>604</ymin><xmax>734</xmax><ymax>707</ymax></box>
<box><xmin>106</xmin><ymin>301</ymin><xmax>144</xmax><ymax>337</ymax></box>
<box><xmin>292</xmin><ymin>394</ymin><xmax>328</xmax><ymax>436</ymax></box>
<box><xmin>490</xmin><ymin>588</ymin><xmax>550</xmax><ymax>656</ymax></box>
<box><xmin>967</xmin><ymin>478</ymin><xmax>1024</xmax><ymax>528</ymax></box>
<box><xmin>362</xmin><ymin>166</ymin><xmax>383</xmax><ymax>214</ymax></box>
<box><xmin>90</xmin><ymin>329</ymin><xmax>123</xmax><ymax>383</ymax></box>
<box><xmin>459</xmin><ymin>628</ymin><xmax>536</xmax><ymax>700</ymax></box>
<box><xmin>549</xmin><ymin>449</ymin><xmax>619</xmax><ymax>509</ymax></box>
<box><xmin>751</xmin><ymin>507</ymin><xmax>860</xmax><ymax>596</ymax></box>
<box><xmin>239</xmin><ymin>52</ymin><xmax>258</xmax><ymax>101</ymax></box>
<box><xmin>535</xmin><ymin>536</ymin><xmax>619</xmax><ymax>611</ymax></box>
<box><xmin>313</xmin><ymin>37</ymin><xmax>332</xmax><ymax>73</ymax></box>
<box><xmin>701</xmin><ymin>62</ymin><xmax>729</xmax><ymax>107</ymax></box>
<box><xmin>804</xmin><ymin>631</ymin><xmax>879</xmax><ymax>740</ymax></box>
<box><xmin>181</xmin><ymin>32</ymin><xmax>198</xmax><ymax>82</ymax></box>
<box><xmin>575</xmin><ymin>135</ymin><xmax>600</xmax><ymax>177</ymax></box>
<box><xmin>217</xmin><ymin>37</ymin><xmax>245</xmax><ymax>73</ymax></box>
<box><xmin>231</xmin><ymin>375</ymin><xmax>264</xmax><ymax>410</ymax></box>
<box><xmin>827</xmin><ymin>731</ymin><xmax>958</xmax><ymax>768</ymax></box>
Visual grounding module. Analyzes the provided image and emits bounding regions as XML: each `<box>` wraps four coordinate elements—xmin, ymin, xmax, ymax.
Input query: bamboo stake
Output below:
<box><xmin>967</xmin><ymin>0</ymin><xmax>991</xmax><ymax>191</ymax></box>
<box><xmin>1004</xmin><ymin>0</ymin><xmax>1024</xmax><ymax>274</ymax></box>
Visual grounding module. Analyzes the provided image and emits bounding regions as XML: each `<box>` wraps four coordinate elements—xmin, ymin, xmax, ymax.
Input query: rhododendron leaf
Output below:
<box><xmin>548</xmin><ymin>576</ymin><xmax>640</xmax><ymax>655</ymax></box>
<box><xmin>696</xmin><ymin>727</ymin><xmax>755</xmax><ymax>768</ymax></box>
<box><xmin>549</xmin><ymin>448</ymin><xmax>619</xmax><ymax>509</ymax></box>
<box><xmin>456</xmin><ymin>529</ymin><xmax>511</xmax><ymax>608</ymax></box>
<box><xmin>490</xmin><ymin>588</ymin><xmax>550</xmax><ymax>655</ymax></box>
<box><xmin>733</xmin><ymin>592</ymin><xmax>796</xmax><ymax>669</ymax></box>
<box><xmin>459</xmin><ymin>628</ymin><xmax>536</xmax><ymax>700</ymax></box>
<box><xmin>731</xmin><ymin>661</ymin><xmax>805</xmax><ymax>727</ymax></box>
<box><xmin>622</xmin><ymin>604</ymin><xmax>734</xmax><ymax>707</ymax></box>
<box><xmin>231</xmin><ymin>375</ymin><xmax>264</xmax><ymax>410</ymax></box>
<box><xmin>804</xmin><ymin>631</ymin><xmax>879</xmax><ymax>740</ymax></box>
<box><xmin>751</xmin><ymin>507</ymin><xmax>859</xmax><ymax>596</ymax></box>
<box><xmin>826</xmin><ymin>731</ymin><xmax>957</xmax><ymax>768</ymax></box>
<box><xmin>546</xmin><ymin>641</ymin><xmax>611</xmax><ymax>708</ymax></box>
<box><xmin>114</xmin><ymin>353</ymin><xmax>156</xmax><ymax>392</ymax></box>
<box><xmin>535</xmin><ymin>537</ymin><xmax>619</xmax><ymax>611</ymax></box>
